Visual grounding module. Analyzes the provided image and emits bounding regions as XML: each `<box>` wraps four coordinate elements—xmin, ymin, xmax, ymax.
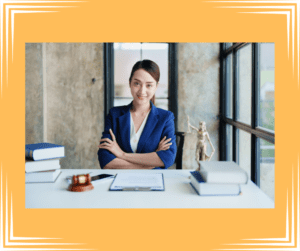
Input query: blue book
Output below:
<box><xmin>25</xmin><ymin>143</ymin><xmax>65</xmax><ymax>161</ymax></box>
<box><xmin>190</xmin><ymin>171</ymin><xmax>241</xmax><ymax>196</ymax></box>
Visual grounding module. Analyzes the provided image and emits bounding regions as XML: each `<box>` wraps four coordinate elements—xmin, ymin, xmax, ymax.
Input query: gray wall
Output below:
<box><xmin>178</xmin><ymin>43</ymin><xmax>220</xmax><ymax>169</ymax></box>
<box><xmin>25</xmin><ymin>44</ymin><xmax>44</xmax><ymax>144</ymax></box>
<box><xmin>26</xmin><ymin>43</ymin><xmax>220</xmax><ymax>170</ymax></box>
<box><xmin>26</xmin><ymin>43</ymin><xmax>104</xmax><ymax>169</ymax></box>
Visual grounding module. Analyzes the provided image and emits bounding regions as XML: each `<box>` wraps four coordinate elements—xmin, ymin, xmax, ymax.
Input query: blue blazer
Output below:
<box><xmin>98</xmin><ymin>101</ymin><xmax>177</xmax><ymax>169</ymax></box>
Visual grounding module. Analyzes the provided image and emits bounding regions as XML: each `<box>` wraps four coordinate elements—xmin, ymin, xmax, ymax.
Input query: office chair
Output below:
<box><xmin>175</xmin><ymin>132</ymin><xmax>185</xmax><ymax>169</ymax></box>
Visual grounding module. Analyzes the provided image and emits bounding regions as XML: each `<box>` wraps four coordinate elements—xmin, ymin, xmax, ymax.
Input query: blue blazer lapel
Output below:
<box><xmin>117</xmin><ymin>103</ymin><xmax>133</xmax><ymax>153</ymax></box>
<box><xmin>137</xmin><ymin>102</ymin><xmax>159</xmax><ymax>153</ymax></box>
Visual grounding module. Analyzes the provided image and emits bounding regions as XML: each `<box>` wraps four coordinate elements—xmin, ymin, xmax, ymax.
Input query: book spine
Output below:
<box><xmin>25</xmin><ymin>149</ymin><xmax>34</xmax><ymax>159</ymax></box>
<box><xmin>190</xmin><ymin>172</ymin><xmax>241</xmax><ymax>196</ymax></box>
<box><xmin>190</xmin><ymin>175</ymin><xmax>201</xmax><ymax>194</ymax></box>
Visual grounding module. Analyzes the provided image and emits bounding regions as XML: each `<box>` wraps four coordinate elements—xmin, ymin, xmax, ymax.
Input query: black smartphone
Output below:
<box><xmin>91</xmin><ymin>174</ymin><xmax>114</xmax><ymax>183</ymax></box>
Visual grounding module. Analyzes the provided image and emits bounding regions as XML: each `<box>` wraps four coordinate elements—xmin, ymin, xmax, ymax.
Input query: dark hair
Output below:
<box><xmin>129</xmin><ymin>60</ymin><xmax>160</xmax><ymax>105</ymax></box>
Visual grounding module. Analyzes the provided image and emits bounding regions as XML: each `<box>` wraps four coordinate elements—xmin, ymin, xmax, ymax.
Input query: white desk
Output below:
<box><xmin>25</xmin><ymin>169</ymin><xmax>274</xmax><ymax>208</ymax></box>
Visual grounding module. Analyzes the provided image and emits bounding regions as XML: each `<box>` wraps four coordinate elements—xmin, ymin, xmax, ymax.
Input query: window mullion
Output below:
<box><xmin>251</xmin><ymin>43</ymin><xmax>260</xmax><ymax>185</ymax></box>
<box><xmin>233</xmin><ymin>48</ymin><xmax>239</xmax><ymax>164</ymax></box>
<box><xmin>220</xmin><ymin>43</ymin><xmax>227</xmax><ymax>160</ymax></box>
<box><xmin>168</xmin><ymin>43</ymin><xmax>178</xmax><ymax>131</ymax></box>
<box><xmin>104</xmin><ymin>43</ymin><xmax>114</xmax><ymax>120</ymax></box>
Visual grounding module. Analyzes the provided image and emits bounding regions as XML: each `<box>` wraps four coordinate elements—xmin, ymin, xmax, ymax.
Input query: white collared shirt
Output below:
<box><xmin>130</xmin><ymin>110</ymin><xmax>151</xmax><ymax>153</ymax></box>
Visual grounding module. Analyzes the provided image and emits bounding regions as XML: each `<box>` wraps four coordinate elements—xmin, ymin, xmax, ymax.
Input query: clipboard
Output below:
<box><xmin>109</xmin><ymin>173</ymin><xmax>165</xmax><ymax>191</ymax></box>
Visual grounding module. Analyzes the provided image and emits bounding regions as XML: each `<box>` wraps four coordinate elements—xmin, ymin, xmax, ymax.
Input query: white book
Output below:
<box><xmin>25</xmin><ymin>169</ymin><xmax>61</xmax><ymax>183</ymax></box>
<box><xmin>199</xmin><ymin>161</ymin><xmax>248</xmax><ymax>184</ymax></box>
<box><xmin>190</xmin><ymin>171</ymin><xmax>240</xmax><ymax>196</ymax></box>
<box><xmin>25</xmin><ymin>158</ymin><xmax>60</xmax><ymax>173</ymax></box>
<box><xmin>25</xmin><ymin>143</ymin><xmax>65</xmax><ymax>161</ymax></box>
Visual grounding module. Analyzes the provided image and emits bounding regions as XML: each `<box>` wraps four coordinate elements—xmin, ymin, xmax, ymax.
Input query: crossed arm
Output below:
<box><xmin>98</xmin><ymin>129</ymin><xmax>172</xmax><ymax>169</ymax></box>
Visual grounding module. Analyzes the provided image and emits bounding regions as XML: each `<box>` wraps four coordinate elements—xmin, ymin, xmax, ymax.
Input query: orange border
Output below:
<box><xmin>0</xmin><ymin>0</ymin><xmax>298</xmax><ymax>250</ymax></box>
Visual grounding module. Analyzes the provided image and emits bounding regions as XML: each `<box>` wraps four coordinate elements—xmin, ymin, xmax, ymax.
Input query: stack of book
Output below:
<box><xmin>25</xmin><ymin>143</ymin><xmax>65</xmax><ymax>183</ymax></box>
<box><xmin>190</xmin><ymin>161</ymin><xmax>248</xmax><ymax>196</ymax></box>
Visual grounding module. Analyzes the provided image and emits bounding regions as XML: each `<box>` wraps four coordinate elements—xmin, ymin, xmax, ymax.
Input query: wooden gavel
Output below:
<box><xmin>69</xmin><ymin>174</ymin><xmax>94</xmax><ymax>192</ymax></box>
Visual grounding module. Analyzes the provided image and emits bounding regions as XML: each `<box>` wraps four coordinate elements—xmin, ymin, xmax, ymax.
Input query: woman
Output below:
<box><xmin>97</xmin><ymin>60</ymin><xmax>177</xmax><ymax>169</ymax></box>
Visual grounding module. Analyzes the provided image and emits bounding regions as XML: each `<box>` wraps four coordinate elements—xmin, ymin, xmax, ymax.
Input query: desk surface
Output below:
<box><xmin>25</xmin><ymin>169</ymin><xmax>274</xmax><ymax>209</ymax></box>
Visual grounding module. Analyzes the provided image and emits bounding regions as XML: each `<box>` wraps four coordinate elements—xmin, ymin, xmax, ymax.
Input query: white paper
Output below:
<box><xmin>110</xmin><ymin>173</ymin><xmax>164</xmax><ymax>190</ymax></box>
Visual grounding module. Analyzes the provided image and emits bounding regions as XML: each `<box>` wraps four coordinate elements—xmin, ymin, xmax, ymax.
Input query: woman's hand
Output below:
<box><xmin>156</xmin><ymin>136</ymin><xmax>172</xmax><ymax>152</ymax></box>
<box><xmin>98</xmin><ymin>129</ymin><xmax>125</xmax><ymax>158</ymax></box>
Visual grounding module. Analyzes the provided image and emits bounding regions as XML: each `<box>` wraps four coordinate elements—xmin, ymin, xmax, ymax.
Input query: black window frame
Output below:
<box><xmin>220</xmin><ymin>43</ymin><xmax>275</xmax><ymax>186</ymax></box>
<box><xmin>104</xmin><ymin>43</ymin><xmax>178</xmax><ymax>131</ymax></box>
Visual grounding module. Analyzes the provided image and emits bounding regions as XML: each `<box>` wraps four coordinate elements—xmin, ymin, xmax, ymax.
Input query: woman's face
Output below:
<box><xmin>130</xmin><ymin>69</ymin><xmax>158</xmax><ymax>105</ymax></box>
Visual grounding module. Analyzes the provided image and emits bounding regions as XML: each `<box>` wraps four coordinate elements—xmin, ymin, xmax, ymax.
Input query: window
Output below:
<box><xmin>259</xmin><ymin>43</ymin><xmax>275</xmax><ymax>131</ymax></box>
<box><xmin>104</xmin><ymin>43</ymin><xmax>178</xmax><ymax>130</ymax></box>
<box><xmin>220</xmin><ymin>43</ymin><xmax>275</xmax><ymax>200</ymax></box>
<box><xmin>237</xmin><ymin>44</ymin><xmax>252</xmax><ymax>125</ymax></box>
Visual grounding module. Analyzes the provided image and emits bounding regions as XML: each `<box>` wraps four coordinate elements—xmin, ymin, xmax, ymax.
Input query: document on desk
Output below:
<box><xmin>109</xmin><ymin>173</ymin><xmax>165</xmax><ymax>191</ymax></box>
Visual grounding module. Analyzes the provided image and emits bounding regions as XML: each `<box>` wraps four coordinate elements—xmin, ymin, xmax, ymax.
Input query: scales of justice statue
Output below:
<box><xmin>187</xmin><ymin>116</ymin><xmax>215</xmax><ymax>169</ymax></box>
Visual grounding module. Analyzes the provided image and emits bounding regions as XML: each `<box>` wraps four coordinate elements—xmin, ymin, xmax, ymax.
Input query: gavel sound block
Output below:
<box><xmin>68</xmin><ymin>174</ymin><xmax>94</xmax><ymax>192</ymax></box>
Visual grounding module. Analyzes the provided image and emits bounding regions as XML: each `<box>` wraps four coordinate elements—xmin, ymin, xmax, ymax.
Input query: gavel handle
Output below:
<box><xmin>72</xmin><ymin>175</ymin><xmax>78</xmax><ymax>185</ymax></box>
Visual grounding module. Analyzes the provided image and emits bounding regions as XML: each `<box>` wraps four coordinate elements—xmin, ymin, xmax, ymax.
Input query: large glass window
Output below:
<box><xmin>226</xmin><ymin>54</ymin><xmax>233</xmax><ymax>118</ymax></box>
<box><xmin>259</xmin><ymin>43</ymin><xmax>275</xmax><ymax>131</ymax></box>
<box><xmin>238</xmin><ymin>129</ymin><xmax>251</xmax><ymax>177</ymax></box>
<box><xmin>221</xmin><ymin>43</ymin><xmax>275</xmax><ymax>201</ymax></box>
<box><xmin>259</xmin><ymin>138</ymin><xmax>275</xmax><ymax>200</ymax></box>
<box><xmin>237</xmin><ymin>44</ymin><xmax>251</xmax><ymax>125</ymax></box>
<box><xmin>226</xmin><ymin>124</ymin><xmax>233</xmax><ymax>161</ymax></box>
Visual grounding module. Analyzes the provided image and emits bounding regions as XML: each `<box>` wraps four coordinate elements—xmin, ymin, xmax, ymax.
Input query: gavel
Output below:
<box><xmin>69</xmin><ymin>174</ymin><xmax>94</xmax><ymax>192</ymax></box>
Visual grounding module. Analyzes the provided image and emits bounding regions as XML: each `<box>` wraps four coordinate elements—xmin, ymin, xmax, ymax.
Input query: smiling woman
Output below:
<box><xmin>97</xmin><ymin>60</ymin><xmax>177</xmax><ymax>169</ymax></box>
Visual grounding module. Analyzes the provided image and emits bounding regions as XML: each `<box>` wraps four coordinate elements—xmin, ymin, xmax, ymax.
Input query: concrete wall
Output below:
<box><xmin>26</xmin><ymin>43</ymin><xmax>104</xmax><ymax>169</ymax></box>
<box><xmin>177</xmin><ymin>43</ymin><xmax>220</xmax><ymax>169</ymax></box>
<box><xmin>25</xmin><ymin>44</ymin><xmax>44</xmax><ymax>144</ymax></box>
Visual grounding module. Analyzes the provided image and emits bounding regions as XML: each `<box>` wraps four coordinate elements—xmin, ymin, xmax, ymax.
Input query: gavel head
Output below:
<box><xmin>72</xmin><ymin>174</ymin><xmax>91</xmax><ymax>185</ymax></box>
<box><xmin>69</xmin><ymin>173</ymin><xmax>94</xmax><ymax>192</ymax></box>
